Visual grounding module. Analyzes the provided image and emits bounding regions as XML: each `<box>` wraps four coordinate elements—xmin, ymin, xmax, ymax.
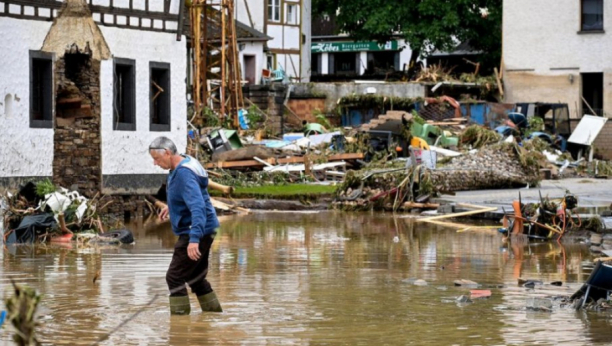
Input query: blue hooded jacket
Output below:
<box><xmin>167</xmin><ymin>155</ymin><xmax>219</xmax><ymax>242</ymax></box>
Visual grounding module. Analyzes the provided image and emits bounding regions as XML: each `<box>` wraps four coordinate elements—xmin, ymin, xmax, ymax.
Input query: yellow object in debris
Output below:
<box><xmin>410</xmin><ymin>137</ymin><xmax>430</xmax><ymax>150</ymax></box>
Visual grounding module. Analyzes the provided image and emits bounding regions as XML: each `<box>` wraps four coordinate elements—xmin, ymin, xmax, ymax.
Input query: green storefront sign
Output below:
<box><xmin>311</xmin><ymin>40</ymin><xmax>398</xmax><ymax>53</ymax></box>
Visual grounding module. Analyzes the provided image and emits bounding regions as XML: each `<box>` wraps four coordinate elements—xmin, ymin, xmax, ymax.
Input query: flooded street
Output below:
<box><xmin>1</xmin><ymin>211</ymin><xmax>611</xmax><ymax>345</ymax></box>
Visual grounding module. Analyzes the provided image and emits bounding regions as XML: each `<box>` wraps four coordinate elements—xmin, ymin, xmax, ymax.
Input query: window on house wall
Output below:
<box><xmin>150</xmin><ymin>62</ymin><xmax>171</xmax><ymax>131</ymax></box>
<box><xmin>113</xmin><ymin>58</ymin><xmax>136</xmax><ymax>131</ymax></box>
<box><xmin>30</xmin><ymin>50</ymin><xmax>53</xmax><ymax>129</ymax></box>
<box><xmin>582</xmin><ymin>72</ymin><xmax>604</xmax><ymax>116</ymax></box>
<box><xmin>286</xmin><ymin>3</ymin><xmax>299</xmax><ymax>25</ymax></box>
<box><xmin>268</xmin><ymin>0</ymin><xmax>280</xmax><ymax>22</ymax></box>
<box><xmin>582</xmin><ymin>0</ymin><xmax>603</xmax><ymax>31</ymax></box>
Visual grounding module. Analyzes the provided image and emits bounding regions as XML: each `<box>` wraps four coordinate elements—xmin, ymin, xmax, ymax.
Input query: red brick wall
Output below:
<box><xmin>287</xmin><ymin>99</ymin><xmax>326</xmax><ymax>127</ymax></box>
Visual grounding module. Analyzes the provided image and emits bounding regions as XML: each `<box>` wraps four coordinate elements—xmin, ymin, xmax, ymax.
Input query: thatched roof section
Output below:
<box><xmin>42</xmin><ymin>0</ymin><xmax>110</xmax><ymax>60</ymax></box>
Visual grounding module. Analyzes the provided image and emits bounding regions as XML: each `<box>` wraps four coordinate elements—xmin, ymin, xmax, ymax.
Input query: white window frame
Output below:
<box><xmin>268</xmin><ymin>0</ymin><xmax>280</xmax><ymax>22</ymax></box>
<box><xmin>285</xmin><ymin>3</ymin><xmax>299</xmax><ymax>25</ymax></box>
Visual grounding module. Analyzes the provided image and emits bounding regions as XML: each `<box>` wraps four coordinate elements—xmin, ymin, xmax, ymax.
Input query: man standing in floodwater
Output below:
<box><xmin>149</xmin><ymin>136</ymin><xmax>222</xmax><ymax>315</ymax></box>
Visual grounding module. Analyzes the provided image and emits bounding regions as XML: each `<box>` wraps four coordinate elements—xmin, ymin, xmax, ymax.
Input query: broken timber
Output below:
<box><xmin>205</xmin><ymin>153</ymin><xmax>365</xmax><ymax>169</ymax></box>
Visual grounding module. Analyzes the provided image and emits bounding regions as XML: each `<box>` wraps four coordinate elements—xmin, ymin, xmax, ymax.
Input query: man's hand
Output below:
<box><xmin>187</xmin><ymin>243</ymin><xmax>201</xmax><ymax>261</ymax></box>
<box><xmin>158</xmin><ymin>206</ymin><xmax>169</xmax><ymax>221</ymax></box>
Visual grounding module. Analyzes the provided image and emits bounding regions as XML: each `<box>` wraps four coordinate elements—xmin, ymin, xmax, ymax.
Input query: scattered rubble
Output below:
<box><xmin>1</xmin><ymin>180</ymin><xmax>129</xmax><ymax>245</ymax></box>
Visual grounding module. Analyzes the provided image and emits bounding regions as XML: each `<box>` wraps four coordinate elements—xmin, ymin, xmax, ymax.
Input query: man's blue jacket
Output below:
<box><xmin>167</xmin><ymin>155</ymin><xmax>219</xmax><ymax>243</ymax></box>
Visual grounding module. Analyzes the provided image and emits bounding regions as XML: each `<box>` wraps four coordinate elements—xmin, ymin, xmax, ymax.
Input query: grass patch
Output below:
<box><xmin>210</xmin><ymin>184</ymin><xmax>337</xmax><ymax>200</ymax></box>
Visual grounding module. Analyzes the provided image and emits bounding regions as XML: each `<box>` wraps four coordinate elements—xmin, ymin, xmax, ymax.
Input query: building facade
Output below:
<box><xmin>235</xmin><ymin>0</ymin><xmax>311</xmax><ymax>82</ymax></box>
<box><xmin>0</xmin><ymin>0</ymin><xmax>187</xmax><ymax>195</ymax></box>
<box><xmin>503</xmin><ymin>0</ymin><xmax>612</xmax><ymax>158</ymax></box>
<box><xmin>309</xmin><ymin>15</ymin><xmax>413</xmax><ymax>80</ymax></box>
<box><xmin>504</xmin><ymin>0</ymin><xmax>609</xmax><ymax>118</ymax></box>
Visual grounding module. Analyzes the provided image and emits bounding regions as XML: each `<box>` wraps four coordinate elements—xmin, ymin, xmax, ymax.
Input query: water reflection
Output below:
<box><xmin>0</xmin><ymin>211</ymin><xmax>607</xmax><ymax>345</ymax></box>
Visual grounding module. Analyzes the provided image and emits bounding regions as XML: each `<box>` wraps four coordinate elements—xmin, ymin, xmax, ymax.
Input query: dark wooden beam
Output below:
<box><xmin>176</xmin><ymin>0</ymin><xmax>185</xmax><ymax>41</ymax></box>
<box><xmin>90</xmin><ymin>4</ymin><xmax>178</xmax><ymax>21</ymax></box>
<box><xmin>3</xmin><ymin>0</ymin><xmax>62</xmax><ymax>8</ymax></box>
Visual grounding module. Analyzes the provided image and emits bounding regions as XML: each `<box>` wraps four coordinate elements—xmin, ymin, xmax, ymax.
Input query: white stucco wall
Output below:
<box><xmin>236</xmin><ymin>0</ymin><xmax>265</xmax><ymax>32</ymax></box>
<box><xmin>239</xmin><ymin>41</ymin><xmax>266</xmax><ymax>85</ymax></box>
<box><xmin>503</xmin><ymin>0</ymin><xmax>612</xmax><ymax>117</ymax></box>
<box><xmin>238</xmin><ymin>0</ymin><xmax>266</xmax><ymax>32</ymax></box>
<box><xmin>282</xmin><ymin>26</ymin><xmax>301</xmax><ymax>50</ymax></box>
<box><xmin>99</xmin><ymin>26</ymin><xmax>187</xmax><ymax>175</ymax></box>
<box><xmin>398</xmin><ymin>39</ymin><xmax>412</xmax><ymax>71</ymax></box>
<box><xmin>504</xmin><ymin>0</ymin><xmax>612</xmax><ymax>73</ymax></box>
<box><xmin>275</xmin><ymin>53</ymin><xmax>301</xmax><ymax>77</ymax></box>
<box><xmin>0</xmin><ymin>17</ymin><xmax>54</xmax><ymax>178</ymax></box>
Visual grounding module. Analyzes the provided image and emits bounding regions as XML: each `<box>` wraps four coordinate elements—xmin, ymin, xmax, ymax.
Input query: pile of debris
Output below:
<box><xmin>1</xmin><ymin>180</ymin><xmax>132</xmax><ymax>245</ymax></box>
<box><xmin>333</xmin><ymin>142</ymin><xmax>542</xmax><ymax>211</ymax></box>
<box><xmin>431</xmin><ymin>143</ymin><xmax>542</xmax><ymax>192</ymax></box>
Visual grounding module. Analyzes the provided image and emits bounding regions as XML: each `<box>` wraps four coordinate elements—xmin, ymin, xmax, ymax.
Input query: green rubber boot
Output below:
<box><xmin>197</xmin><ymin>291</ymin><xmax>223</xmax><ymax>312</ymax></box>
<box><xmin>169</xmin><ymin>296</ymin><xmax>191</xmax><ymax>315</ymax></box>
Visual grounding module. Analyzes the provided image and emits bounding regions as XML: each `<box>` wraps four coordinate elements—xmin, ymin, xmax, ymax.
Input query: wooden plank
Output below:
<box><xmin>425</xmin><ymin>121</ymin><xmax>462</xmax><ymax>126</ymax></box>
<box><xmin>57</xmin><ymin>97</ymin><xmax>82</xmax><ymax>109</ymax></box>
<box><xmin>494</xmin><ymin>67</ymin><xmax>504</xmax><ymax>97</ymax></box>
<box><xmin>418</xmin><ymin>207</ymin><xmax>498</xmax><ymax>222</ymax></box>
<box><xmin>205</xmin><ymin>157</ymin><xmax>276</xmax><ymax>169</ymax></box>
<box><xmin>205</xmin><ymin>153</ymin><xmax>364</xmax><ymax>169</ymax></box>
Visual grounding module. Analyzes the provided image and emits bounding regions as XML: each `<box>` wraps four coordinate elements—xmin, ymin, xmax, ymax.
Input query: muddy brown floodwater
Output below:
<box><xmin>1</xmin><ymin>211</ymin><xmax>611</xmax><ymax>345</ymax></box>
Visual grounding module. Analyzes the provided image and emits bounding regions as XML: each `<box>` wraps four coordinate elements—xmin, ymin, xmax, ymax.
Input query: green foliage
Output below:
<box><xmin>5</xmin><ymin>281</ymin><xmax>41</xmax><ymax>346</ymax></box>
<box><xmin>335</xmin><ymin>94</ymin><xmax>422</xmax><ymax>114</ymax></box>
<box><xmin>460</xmin><ymin>125</ymin><xmax>501</xmax><ymax>148</ymax></box>
<box><xmin>313</xmin><ymin>0</ymin><xmax>502</xmax><ymax>67</ymax></box>
<box><xmin>313</xmin><ymin>109</ymin><xmax>333</xmax><ymax>129</ymax></box>
<box><xmin>35</xmin><ymin>179</ymin><xmax>56</xmax><ymax>197</ymax></box>
<box><xmin>411</xmin><ymin>111</ymin><xmax>425</xmax><ymax>125</ymax></box>
<box><xmin>525</xmin><ymin>116</ymin><xmax>545</xmax><ymax>137</ymax></box>
<box><xmin>523</xmin><ymin>137</ymin><xmax>551</xmax><ymax>152</ymax></box>
<box><xmin>246</xmin><ymin>105</ymin><xmax>265</xmax><ymax>126</ymax></box>
<box><xmin>233</xmin><ymin>184</ymin><xmax>336</xmax><ymax>196</ymax></box>
<box><xmin>201</xmin><ymin>107</ymin><xmax>220</xmax><ymax>127</ymax></box>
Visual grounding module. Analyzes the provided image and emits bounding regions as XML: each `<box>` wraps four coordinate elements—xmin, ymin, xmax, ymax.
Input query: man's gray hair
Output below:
<box><xmin>149</xmin><ymin>136</ymin><xmax>178</xmax><ymax>154</ymax></box>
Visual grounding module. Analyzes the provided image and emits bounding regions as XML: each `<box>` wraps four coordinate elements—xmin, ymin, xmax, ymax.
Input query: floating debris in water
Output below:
<box><xmin>470</xmin><ymin>290</ymin><xmax>492</xmax><ymax>299</ymax></box>
<box><xmin>413</xmin><ymin>279</ymin><xmax>428</xmax><ymax>286</ymax></box>
<box><xmin>456</xmin><ymin>295</ymin><xmax>473</xmax><ymax>303</ymax></box>
<box><xmin>454</xmin><ymin>279</ymin><xmax>479</xmax><ymax>287</ymax></box>
<box><xmin>526</xmin><ymin>297</ymin><xmax>553</xmax><ymax>312</ymax></box>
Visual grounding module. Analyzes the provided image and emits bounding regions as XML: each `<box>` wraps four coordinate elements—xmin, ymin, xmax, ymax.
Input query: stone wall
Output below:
<box><xmin>243</xmin><ymin>84</ymin><xmax>287</xmax><ymax>135</ymax></box>
<box><xmin>291</xmin><ymin>82</ymin><xmax>426</xmax><ymax>113</ymax></box>
<box><xmin>53</xmin><ymin>53</ymin><xmax>102</xmax><ymax>198</ymax></box>
<box><xmin>99</xmin><ymin>195</ymin><xmax>151</xmax><ymax>222</ymax></box>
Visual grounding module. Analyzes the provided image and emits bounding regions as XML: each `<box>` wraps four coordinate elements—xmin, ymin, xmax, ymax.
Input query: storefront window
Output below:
<box><xmin>334</xmin><ymin>52</ymin><xmax>357</xmax><ymax>75</ymax></box>
<box><xmin>366</xmin><ymin>51</ymin><xmax>399</xmax><ymax>74</ymax></box>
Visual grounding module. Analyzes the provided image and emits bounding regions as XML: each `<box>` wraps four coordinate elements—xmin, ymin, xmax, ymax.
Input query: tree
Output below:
<box><xmin>312</xmin><ymin>0</ymin><xmax>502</xmax><ymax>74</ymax></box>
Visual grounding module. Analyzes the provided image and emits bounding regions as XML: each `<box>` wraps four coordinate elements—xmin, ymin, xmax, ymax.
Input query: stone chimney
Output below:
<box><xmin>43</xmin><ymin>0</ymin><xmax>110</xmax><ymax>197</ymax></box>
<box><xmin>42</xmin><ymin>0</ymin><xmax>110</xmax><ymax>61</ymax></box>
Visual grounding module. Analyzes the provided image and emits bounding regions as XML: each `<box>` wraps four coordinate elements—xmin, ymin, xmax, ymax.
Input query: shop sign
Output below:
<box><xmin>311</xmin><ymin>40</ymin><xmax>398</xmax><ymax>53</ymax></box>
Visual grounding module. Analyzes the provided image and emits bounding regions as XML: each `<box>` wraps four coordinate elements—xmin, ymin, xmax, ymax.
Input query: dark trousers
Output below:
<box><xmin>166</xmin><ymin>234</ymin><xmax>215</xmax><ymax>297</ymax></box>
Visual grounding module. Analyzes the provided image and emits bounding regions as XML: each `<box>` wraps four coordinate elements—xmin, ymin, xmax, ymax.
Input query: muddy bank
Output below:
<box><xmin>215</xmin><ymin>197</ymin><xmax>330</xmax><ymax>211</ymax></box>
